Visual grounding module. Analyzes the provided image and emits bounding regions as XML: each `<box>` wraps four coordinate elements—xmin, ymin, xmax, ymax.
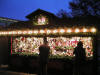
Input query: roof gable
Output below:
<box><xmin>26</xmin><ymin>9</ymin><xmax>58</xmax><ymax>20</ymax></box>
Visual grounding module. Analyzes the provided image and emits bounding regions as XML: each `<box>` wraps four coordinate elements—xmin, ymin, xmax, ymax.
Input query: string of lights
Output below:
<box><xmin>0</xmin><ymin>27</ymin><xmax>97</xmax><ymax>36</ymax></box>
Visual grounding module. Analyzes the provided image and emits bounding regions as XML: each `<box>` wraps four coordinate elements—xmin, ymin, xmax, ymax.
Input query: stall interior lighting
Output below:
<box><xmin>0</xmin><ymin>27</ymin><xmax>96</xmax><ymax>36</ymax></box>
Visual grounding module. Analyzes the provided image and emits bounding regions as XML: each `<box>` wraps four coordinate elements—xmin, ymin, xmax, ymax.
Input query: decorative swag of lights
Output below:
<box><xmin>0</xmin><ymin>27</ymin><xmax>96</xmax><ymax>36</ymax></box>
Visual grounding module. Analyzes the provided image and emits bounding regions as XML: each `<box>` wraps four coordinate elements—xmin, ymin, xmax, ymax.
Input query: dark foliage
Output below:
<box><xmin>69</xmin><ymin>0</ymin><xmax>100</xmax><ymax>17</ymax></box>
<box><xmin>56</xmin><ymin>9</ymin><xmax>72</xmax><ymax>19</ymax></box>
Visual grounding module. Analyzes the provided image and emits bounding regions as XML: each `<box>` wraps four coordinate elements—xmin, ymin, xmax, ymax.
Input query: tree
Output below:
<box><xmin>56</xmin><ymin>9</ymin><xmax>72</xmax><ymax>19</ymax></box>
<box><xmin>69</xmin><ymin>0</ymin><xmax>100</xmax><ymax>17</ymax></box>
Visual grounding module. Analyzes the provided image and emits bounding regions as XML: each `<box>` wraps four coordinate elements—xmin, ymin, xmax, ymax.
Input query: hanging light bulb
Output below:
<box><xmin>40</xmin><ymin>30</ymin><xmax>45</xmax><ymax>34</ymax></box>
<box><xmin>12</xmin><ymin>31</ymin><xmax>17</xmax><ymax>35</ymax></box>
<box><xmin>60</xmin><ymin>29</ymin><xmax>65</xmax><ymax>33</ymax></box>
<box><xmin>83</xmin><ymin>28</ymin><xmax>87</xmax><ymax>32</ymax></box>
<box><xmin>3</xmin><ymin>32</ymin><xmax>6</xmax><ymax>35</ymax></box>
<box><xmin>75</xmin><ymin>28</ymin><xmax>80</xmax><ymax>33</ymax></box>
<box><xmin>8</xmin><ymin>31</ymin><xmax>12</xmax><ymax>35</ymax></box>
<box><xmin>53</xmin><ymin>29</ymin><xmax>58</xmax><ymax>33</ymax></box>
<box><xmin>91</xmin><ymin>28</ymin><xmax>96</xmax><ymax>33</ymax></box>
<box><xmin>46</xmin><ymin>30</ymin><xmax>51</xmax><ymax>34</ymax></box>
<box><xmin>22</xmin><ymin>31</ymin><xmax>27</xmax><ymax>34</ymax></box>
<box><xmin>28</xmin><ymin>30</ymin><xmax>33</xmax><ymax>34</ymax></box>
<box><xmin>17</xmin><ymin>31</ymin><xmax>22</xmax><ymax>34</ymax></box>
<box><xmin>67</xmin><ymin>29</ymin><xmax>72</xmax><ymax>33</ymax></box>
<box><xmin>33</xmin><ymin>30</ymin><xmax>38</xmax><ymax>34</ymax></box>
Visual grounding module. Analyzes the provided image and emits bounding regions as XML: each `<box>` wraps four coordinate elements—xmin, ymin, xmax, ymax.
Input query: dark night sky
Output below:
<box><xmin>0</xmin><ymin>0</ymin><xmax>72</xmax><ymax>20</ymax></box>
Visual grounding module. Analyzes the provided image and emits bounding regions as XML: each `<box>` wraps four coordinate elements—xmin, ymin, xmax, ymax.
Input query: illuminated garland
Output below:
<box><xmin>0</xmin><ymin>27</ymin><xmax>97</xmax><ymax>36</ymax></box>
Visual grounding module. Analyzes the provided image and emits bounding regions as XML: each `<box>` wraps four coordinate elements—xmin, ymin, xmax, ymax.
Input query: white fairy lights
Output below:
<box><xmin>17</xmin><ymin>31</ymin><xmax>22</xmax><ymax>34</ymax></box>
<box><xmin>60</xmin><ymin>29</ymin><xmax>65</xmax><ymax>33</ymax></box>
<box><xmin>67</xmin><ymin>29</ymin><xmax>72</xmax><ymax>33</ymax></box>
<box><xmin>75</xmin><ymin>28</ymin><xmax>80</xmax><ymax>33</ymax></box>
<box><xmin>40</xmin><ymin>30</ymin><xmax>45</xmax><ymax>34</ymax></box>
<box><xmin>91</xmin><ymin>28</ymin><xmax>96</xmax><ymax>33</ymax></box>
<box><xmin>83</xmin><ymin>28</ymin><xmax>87</xmax><ymax>32</ymax></box>
<box><xmin>33</xmin><ymin>30</ymin><xmax>38</xmax><ymax>34</ymax></box>
<box><xmin>53</xmin><ymin>29</ymin><xmax>58</xmax><ymax>33</ymax></box>
<box><xmin>28</xmin><ymin>31</ymin><xmax>33</xmax><ymax>34</ymax></box>
<box><xmin>46</xmin><ymin>30</ymin><xmax>51</xmax><ymax>34</ymax></box>
<box><xmin>0</xmin><ymin>27</ymin><xmax>97</xmax><ymax>36</ymax></box>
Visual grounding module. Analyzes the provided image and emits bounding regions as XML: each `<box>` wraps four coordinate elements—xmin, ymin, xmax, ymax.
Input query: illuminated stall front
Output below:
<box><xmin>11</xmin><ymin>35</ymin><xmax>94</xmax><ymax>58</ymax></box>
<box><xmin>0</xmin><ymin>26</ymin><xmax>97</xmax><ymax>59</ymax></box>
<box><xmin>0</xmin><ymin>9</ymin><xmax>97</xmax><ymax>73</ymax></box>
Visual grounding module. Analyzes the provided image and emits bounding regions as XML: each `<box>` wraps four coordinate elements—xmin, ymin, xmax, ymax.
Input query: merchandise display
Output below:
<box><xmin>12</xmin><ymin>37</ymin><xmax>43</xmax><ymax>55</ymax></box>
<box><xmin>12</xmin><ymin>37</ymin><xmax>93</xmax><ymax>57</ymax></box>
<box><xmin>47</xmin><ymin>37</ymin><xmax>93</xmax><ymax>57</ymax></box>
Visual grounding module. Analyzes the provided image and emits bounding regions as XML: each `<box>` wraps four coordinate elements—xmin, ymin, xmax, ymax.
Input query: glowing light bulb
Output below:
<box><xmin>75</xmin><ymin>28</ymin><xmax>80</xmax><ymax>33</ymax></box>
<box><xmin>22</xmin><ymin>31</ymin><xmax>27</xmax><ymax>34</ymax></box>
<box><xmin>53</xmin><ymin>30</ymin><xmax>58</xmax><ymax>33</ymax></box>
<box><xmin>8</xmin><ymin>31</ymin><xmax>12</xmax><ymax>35</ymax></box>
<box><xmin>3</xmin><ymin>32</ymin><xmax>6</xmax><ymax>35</ymax></box>
<box><xmin>28</xmin><ymin>31</ymin><xmax>33</xmax><ymax>34</ymax></box>
<box><xmin>91</xmin><ymin>28</ymin><xmax>96</xmax><ymax>33</ymax></box>
<box><xmin>83</xmin><ymin>28</ymin><xmax>87</xmax><ymax>32</ymax></box>
<box><xmin>17</xmin><ymin>31</ymin><xmax>22</xmax><ymax>34</ymax></box>
<box><xmin>12</xmin><ymin>31</ymin><xmax>17</xmax><ymax>34</ymax></box>
<box><xmin>40</xmin><ymin>30</ymin><xmax>45</xmax><ymax>33</ymax></box>
<box><xmin>33</xmin><ymin>30</ymin><xmax>38</xmax><ymax>34</ymax></box>
<box><xmin>47</xmin><ymin>30</ymin><xmax>51</xmax><ymax>34</ymax></box>
<box><xmin>5</xmin><ymin>32</ymin><xmax>8</xmax><ymax>35</ymax></box>
<box><xmin>60</xmin><ymin>29</ymin><xmax>65</xmax><ymax>33</ymax></box>
<box><xmin>67</xmin><ymin>29</ymin><xmax>72</xmax><ymax>33</ymax></box>
<box><xmin>1</xmin><ymin>32</ymin><xmax>4</xmax><ymax>35</ymax></box>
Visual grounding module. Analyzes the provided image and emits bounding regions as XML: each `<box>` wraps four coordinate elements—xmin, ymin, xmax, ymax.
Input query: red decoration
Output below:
<box><xmin>21</xmin><ymin>37</ymin><xmax>24</xmax><ymax>41</ymax></box>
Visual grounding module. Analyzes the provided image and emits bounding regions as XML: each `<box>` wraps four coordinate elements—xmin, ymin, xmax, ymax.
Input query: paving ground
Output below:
<box><xmin>0</xmin><ymin>71</ymin><xmax>36</xmax><ymax>75</ymax></box>
<box><xmin>0</xmin><ymin>64</ymin><xmax>100</xmax><ymax>75</ymax></box>
<box><xmin>0</xmin><ymin>65</ymin><xmax>36</xmax><ymax>75</ymax></box>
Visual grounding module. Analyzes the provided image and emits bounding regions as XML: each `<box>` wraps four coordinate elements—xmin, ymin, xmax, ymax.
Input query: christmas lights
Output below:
<box><xmin>59</xmin><ymin>29</ymin><xmax>65</xmax><ymax>33</ymax></box>
<box><xmin>67</xmin><ymin>29</ymin><xmax>72</xmax><ymax>33</ymax></box>
<box><xmin>33</xmin><ymin>30</ymin><xmax>38</xmax><ymax>34</ymax></box>
<box><xmin>75</xmin><ymin>28</ymin><xmax>80</xmax><ymax>33</ymax></box>
<box><xmin>40</xmin><ymin>30</ymin><xmax>45</xmax><ymax>34</ymax></box>
<box><xmin>0</xmin><ymin>27</ymin><xmax>97</xmax><ymax>36</ymax></box>
<box><xmin>91</xmin><ymin>28</ymin><xmax>96</xmax><ymax>33</ymax></box>
<box><xmin>46</xmin><ymin>30</ymin><xmax>51</xmax><ymax>34</ymax></box>
<box><xmin>53</xmin><ymin>29</ymin><xmax>58</xmax><ymax>33</ymax></box>
<box><xmin>83</xmin><ymin>28</ymin><xmax>87</xmax><ymax>32</ymax></box>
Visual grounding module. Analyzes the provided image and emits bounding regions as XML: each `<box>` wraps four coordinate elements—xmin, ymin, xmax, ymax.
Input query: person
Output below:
<box><xmin>73</xmin><ymin>41</ymin><xmax>86</xmax><ymax>75</ymax></box>
<box><xmin>38</xmin><ymin>42</ymin><xmax>50</xmax><ymax>75</ymax></box>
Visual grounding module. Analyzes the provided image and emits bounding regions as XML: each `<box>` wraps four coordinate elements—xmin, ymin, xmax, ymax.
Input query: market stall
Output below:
<box><xmin>11</xmin><ymin>36</ymin><xmax>93</xmax><ymax>58</ymax></box>
<box><xmin>0</xmin><ymin>9</ymin><xmax>97</xmax><ymax>73</ymax></box>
